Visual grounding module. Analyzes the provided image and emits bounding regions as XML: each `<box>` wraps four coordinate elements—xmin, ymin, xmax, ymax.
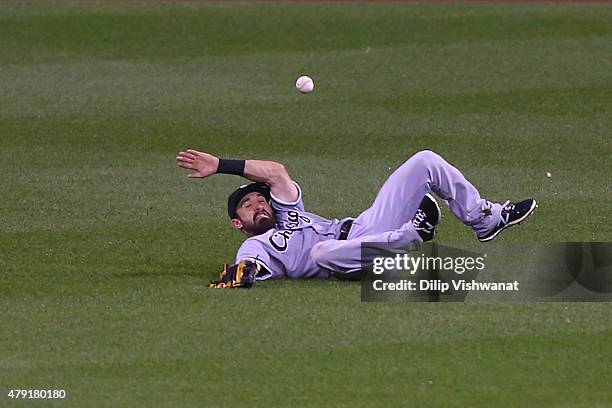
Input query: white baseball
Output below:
<box><xmin>295</xmin><ymin>75</ymin><xmax>314</xmax><ymax>93</ymax></box>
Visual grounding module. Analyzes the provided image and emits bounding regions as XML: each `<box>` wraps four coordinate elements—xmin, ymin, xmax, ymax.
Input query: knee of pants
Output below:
<box><xmin>411</xmin><ymin>150</ymin><xmax>441</xmax><ymax>168</ymax></box>
<box><xmin>310</xmin><ymin>241</ymin><xmax>339</xmax><ymax>271</ymax></box>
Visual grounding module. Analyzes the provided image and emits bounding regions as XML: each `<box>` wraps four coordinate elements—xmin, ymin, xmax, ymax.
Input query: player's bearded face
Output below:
<box><xmin>235</xmin><ymin>193</ymin><xmax>276</xmax><ymax>236</ymax></box>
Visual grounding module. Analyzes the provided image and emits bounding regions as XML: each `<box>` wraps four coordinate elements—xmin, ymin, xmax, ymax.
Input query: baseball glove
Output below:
<box><xmin>209</xmin><ymin>260</ymin><xmax>257</xmax><ymax>289</ymax></box>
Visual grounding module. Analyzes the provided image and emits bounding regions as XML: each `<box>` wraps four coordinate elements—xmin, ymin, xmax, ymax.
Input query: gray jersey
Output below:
<box><xmin>235</xmin><ymin>182</ymin><xmax>348</xmax><ymax>280</ymax></box>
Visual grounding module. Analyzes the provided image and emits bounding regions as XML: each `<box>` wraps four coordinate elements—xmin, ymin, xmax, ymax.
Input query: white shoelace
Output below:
<box><xmin>500</xmin><ymin>200</ymin><xmax>514</xmax><ymax>224</ymax></box>
<box><xmin>412</xmin><ymin>209</ymin><xmax>427</xmax><ymax>227</ymax></box>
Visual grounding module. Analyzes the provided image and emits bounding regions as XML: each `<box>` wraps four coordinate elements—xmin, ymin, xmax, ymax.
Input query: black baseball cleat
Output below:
<box><xmin>412</xmin><ymin>193</ymin><xmax>441</xmax><ymax>242</ymax></box>
<box><xmin>478</xmin><ymin>198</ymin><xmax>537</xmax><ymax>242</ymax></box>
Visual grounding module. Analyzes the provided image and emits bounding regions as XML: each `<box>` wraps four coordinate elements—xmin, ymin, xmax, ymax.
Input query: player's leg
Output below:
<box><xmin>311</xmin><ymin>194</ymin><xmax>441</xmax><ymax>275</ymax></box>
<box><xmin>349</xmin><ymin>150</ymin><xmax>509</xmax><ymax>240</ymax></box>
<box><xmin>313</xmin><ymin>150</ymin><xmax>536</xmax><ymax>276</ymax></box>
<box><xmin>311</xmin><ymin>221</ymin><xmax>420</xmax><ymax>276</ymax></box>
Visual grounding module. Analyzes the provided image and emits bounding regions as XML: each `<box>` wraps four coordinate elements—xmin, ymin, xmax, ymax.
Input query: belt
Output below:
<box><xmin>338</xmin><ymin>219</ymin><xmax>353</xmax><ymax>240</ymax></box>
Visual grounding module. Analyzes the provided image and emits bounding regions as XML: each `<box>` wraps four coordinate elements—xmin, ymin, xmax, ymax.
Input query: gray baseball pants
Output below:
<box><xmin>310</xmin><ymin>150</ymin><xmax>501</xmax><ymax>274</ymax></box>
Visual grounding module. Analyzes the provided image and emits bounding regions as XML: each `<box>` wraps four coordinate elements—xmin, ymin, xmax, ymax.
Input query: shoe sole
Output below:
<box><xmin>478</xmin><ymin>199</ymin><xmax>538</xmax><ymax>242</ymax></box>
<box><xmin>424</xmin><ymin>193</ymin><xmax>442</xmax><ymax>226</ymax></box>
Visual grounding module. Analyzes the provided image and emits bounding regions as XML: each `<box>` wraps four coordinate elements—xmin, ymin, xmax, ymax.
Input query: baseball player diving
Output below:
<box><xmin>176</xmin><ymin>149</ymin><xmax>537</xmax><ymax>288</ymax></box>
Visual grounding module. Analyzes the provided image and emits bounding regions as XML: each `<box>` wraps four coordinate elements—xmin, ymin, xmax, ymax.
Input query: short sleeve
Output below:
<box><xmin>271</xmin><ymin>181</ymin><xmax>305</xmax><ymax>212</ymax></box>
<box><xmin>235</xmin><ymin>239</ymin><xmax>274</xmax><ymax>281</ymax></box>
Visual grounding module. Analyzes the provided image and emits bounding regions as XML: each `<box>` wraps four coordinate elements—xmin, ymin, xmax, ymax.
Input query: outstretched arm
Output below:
<box><xmin>176</xmin><ymin>149</ymin><xmax>298</xmax><ymax>203</ymax></box>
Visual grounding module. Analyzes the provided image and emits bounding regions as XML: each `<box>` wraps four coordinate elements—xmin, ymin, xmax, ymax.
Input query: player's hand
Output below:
<box><xmin>176</xmin><ymin>149</ymin><xmax>220</xmax><ymax>178</ymax></box>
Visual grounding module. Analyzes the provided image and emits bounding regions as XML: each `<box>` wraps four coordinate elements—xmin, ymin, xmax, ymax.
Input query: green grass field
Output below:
<box><xmin>1</xmin><ymin>1</ymin><xmax>612</xmax><ymax>406</ymax></box>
